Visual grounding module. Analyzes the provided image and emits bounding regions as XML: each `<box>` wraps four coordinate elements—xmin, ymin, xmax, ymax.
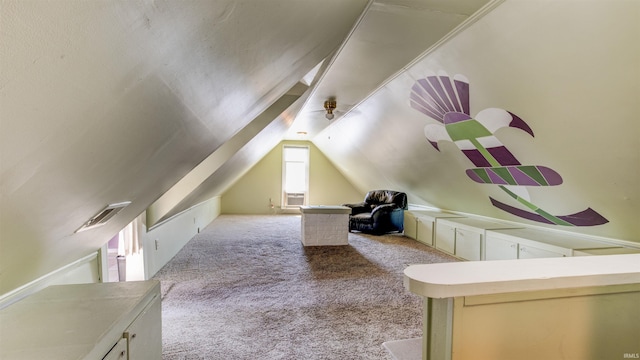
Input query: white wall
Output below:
<box><xmin>0</xmin><ymin>196</ymin><xmax>220</xmax><ymax>307</ymax></box>
<box><xmin>314</xmin><ymin>0</ymin><xmax>640</xmax><ymax>243</ymax></box>
<box><xmin>0</xmin><ymin>252</ymin><xmax>99</xmax><ymax>309</ymax></box>
<box><xmin>143</xmin><ymin>196</ymin><xmax>221</xmax><ymax>278</ymax></box>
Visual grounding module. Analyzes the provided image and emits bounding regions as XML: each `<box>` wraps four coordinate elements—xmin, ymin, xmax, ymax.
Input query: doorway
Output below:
<box><xmin>104</xmin><ymin>217</ymin><xmax>145</xmax><ymax>282</ymax></box>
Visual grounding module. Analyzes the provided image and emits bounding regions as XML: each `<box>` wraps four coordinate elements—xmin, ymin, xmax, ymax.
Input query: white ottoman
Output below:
<box><xmin>300</xmin><ymin>205</ymin><xmax>351</xmax><ymax>246</ymax></box>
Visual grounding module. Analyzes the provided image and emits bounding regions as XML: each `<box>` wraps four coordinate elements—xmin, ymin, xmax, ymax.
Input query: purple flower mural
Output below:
<box><xmin>410</xmin><ymin>71</ymin><xmax>607</xmax><ymax>226</ymax></box>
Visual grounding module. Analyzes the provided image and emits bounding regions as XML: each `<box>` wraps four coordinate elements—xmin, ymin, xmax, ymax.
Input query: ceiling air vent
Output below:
<box><xmin>76</xmin><ymin>201</ymin><xmax>131</xmax><ymax>233</ymax></box>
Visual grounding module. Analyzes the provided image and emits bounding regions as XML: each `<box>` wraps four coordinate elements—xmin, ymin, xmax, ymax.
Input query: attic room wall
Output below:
<box><xmin>0</xmin><ymin>0</ymin><xmax>370</xmax><ymax>296</ymax></box>
<box><xmin>314</xmin><ymin>0</ymin><xmax>639</xmax><ymax>243</ymax></box>
<box><xmin>221</xmin><ymin>141</ymin><xmax>364</xmax><ymax>214</ymax></box>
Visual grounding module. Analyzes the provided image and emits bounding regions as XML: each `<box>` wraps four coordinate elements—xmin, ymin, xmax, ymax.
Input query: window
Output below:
<box><xmin>282</xmin><ymin>145</ymin><xmax>309</xmax><ymax>208</ymax></box>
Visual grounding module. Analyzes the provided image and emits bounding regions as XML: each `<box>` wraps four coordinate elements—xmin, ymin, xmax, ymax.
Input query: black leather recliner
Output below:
<box><xmin>342</xmin><ymin>190</ymin><xmax>408</xmax><ymax>234</ymax></box>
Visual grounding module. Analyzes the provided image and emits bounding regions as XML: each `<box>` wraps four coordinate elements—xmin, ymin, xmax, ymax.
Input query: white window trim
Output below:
<box><xmin>282</xmin><ymin>145</ymin><xmax>309</xmax><ymax>208</ymax></box>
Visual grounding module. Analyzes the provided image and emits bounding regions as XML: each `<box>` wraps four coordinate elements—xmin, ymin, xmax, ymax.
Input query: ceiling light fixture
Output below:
<box><xmin>324</xmin><ymin>100</ymin><xmax>336</xmax><ymax>120</ymax></box>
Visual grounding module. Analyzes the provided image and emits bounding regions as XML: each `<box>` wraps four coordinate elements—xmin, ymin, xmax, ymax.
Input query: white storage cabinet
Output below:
<box><xmin>0</xmin><ymin>280</ymin><xmax>161</xmax><ymax>360</ymax></box>
<box><xmin>403</xmin><ymin>211</ymin><xmax>418</xmax><ymax>239</ymax></box>
<box><xmin>404</xmin><ymin>210</ymin><xmax>463</xmax><ymax>246</ymax></box>
<box><xmin>103</xmin><ymin>338</ymin><xmax>128</xmax><ymax>360</ymax></box>
<box><xmin>435</xmin><ymin>218</ymin><xmax>521</xmax><ymax>260</ymax></box>
<box><xmin>485</xmin><ymin>228</ymin><xmax>620</xmax><ymax>260</ymax></box>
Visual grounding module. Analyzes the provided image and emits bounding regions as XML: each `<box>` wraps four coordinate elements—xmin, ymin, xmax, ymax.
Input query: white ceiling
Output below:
<box><xmin>4</xmin><ymin>0</ymin><xmax>640</xmax><ymax>295</ymax></box>
<box><xmin>0</xmin><ymin>0</ymin><xmax>496</xmax><ymax>292</ymax></box>
<box><xmin>287</xmin><ymin>0</ymin><xmax>493</xmax><ymax>140</ymax></box>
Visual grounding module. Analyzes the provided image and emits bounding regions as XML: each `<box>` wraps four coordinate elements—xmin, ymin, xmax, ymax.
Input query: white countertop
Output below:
<box><xmin>437</xmin><ymin>216</ymin><xmax>521</xmax><ymax>230</ymax></box>
<box><xmin>486</xmin><ymin>227</ymin><xmax>617</xmax><ymax>249</ymax></box>
<box><xmin>299</xmin><ymin>205</ymin><xmax>351</xmax><ymax>214</ymax></box>
<box><xmin>404</xmin><ymin>254</ymin><xmax>640</xmax><ymax>299</ymax></box>
<box><xmin>0</xmin><ymin>280</ymin><xmax>160</xmax><ymax>360</ymax></box>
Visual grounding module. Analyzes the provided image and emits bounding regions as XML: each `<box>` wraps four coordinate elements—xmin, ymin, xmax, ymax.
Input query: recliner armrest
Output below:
<box><xmin>342</xmin><ymin>202</ymin><xmax>370</xmax><ymax>215</ymax></box>
<box><xmin>370</xmin><ymin>203</ymin><xmax>401</xmax><ymax>217</ymax></box>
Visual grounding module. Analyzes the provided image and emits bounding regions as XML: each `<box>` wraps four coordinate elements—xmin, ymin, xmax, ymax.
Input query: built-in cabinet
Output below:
<box><xmin>103</xmin><ymin>338</ymin><xmax>128</xmax><ymax>360</ymax></box>
<box><xmin>0</xmin><ymin>280</ymin><xmax>161</xmax><ymax>360</ymax></box>
<box><xmin>403</xmin><ymin>211</ymin><xmax>418</xmax><ymax>239</ymax></box>
<box><xmin>124</xmin><ymin>288</ymin><xmax>162</xmax><ymax>360</ymax></box>
<box><xmin>404</xmin><ymin>210</ymin><xmax>462</xmax><ymax>246</ymax></box>
<box><xmin>485</xmin><ymin>228</ymin><xmax>623</xmax><ymax>260</ymax></box>
<box><xmin>435</xmin><ymin>218</ymin><xmax>521</xmax><ymax>261</ymax></box>
<box><xmin>405</xmin><ymin>211</ymin><xmax>640</xmax><ymax>262</ymax></box>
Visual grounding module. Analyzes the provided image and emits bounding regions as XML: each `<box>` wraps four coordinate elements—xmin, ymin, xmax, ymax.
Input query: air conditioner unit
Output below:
<box><xmin>285</xmin><ymin>192</ymin><xmax>305</xmax><ymax>206</ymax></box>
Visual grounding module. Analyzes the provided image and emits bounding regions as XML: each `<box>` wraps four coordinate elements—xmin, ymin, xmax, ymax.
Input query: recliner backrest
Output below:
<box><xmin>364</xmin><ymin>190</ymin><xmax>408</xmax><ymax>210</ymax></box>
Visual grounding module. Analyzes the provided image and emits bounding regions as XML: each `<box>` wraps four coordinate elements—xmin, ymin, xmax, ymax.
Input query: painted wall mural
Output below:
<box><xmin>409</xmin><ymin>71</ymin><xmax>607</xmax><ymax>226</ymax></box>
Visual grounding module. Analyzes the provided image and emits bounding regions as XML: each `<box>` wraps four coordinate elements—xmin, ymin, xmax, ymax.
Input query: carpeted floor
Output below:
<box><xmin>153</xmin><ymin>214</ymin><xmax>458</xmax><ymax>360</ymax></box>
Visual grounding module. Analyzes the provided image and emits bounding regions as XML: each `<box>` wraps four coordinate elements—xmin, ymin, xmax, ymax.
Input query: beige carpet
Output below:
<box><xmin>153</xmin><ymin>214</ymin><xmax>457</xmax><ymax>359</ymax></box>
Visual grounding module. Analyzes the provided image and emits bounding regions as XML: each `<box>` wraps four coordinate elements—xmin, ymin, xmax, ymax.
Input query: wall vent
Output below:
<box><xmin>76</xmin><ymin>201</ymin><xmax>131</xmax><ymax>233</ymax></box>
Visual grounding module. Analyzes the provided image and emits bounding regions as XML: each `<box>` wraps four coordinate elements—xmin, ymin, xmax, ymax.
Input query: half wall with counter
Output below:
<box><xmin>402</xmin><ymin>254</ymin><xmax>640</xmax><ymax>360</ymax></box>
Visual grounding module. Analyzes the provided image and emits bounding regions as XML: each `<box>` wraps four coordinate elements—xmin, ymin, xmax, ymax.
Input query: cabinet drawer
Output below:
<box><xmin>455</xmin><ymin>228</ymin><xmax>482</xmax><ymax>261</ymax></box>
<box><xmin>485</xmin><ymin>236</ymin><xmax>519</xmax><ymax>260</ymax></box>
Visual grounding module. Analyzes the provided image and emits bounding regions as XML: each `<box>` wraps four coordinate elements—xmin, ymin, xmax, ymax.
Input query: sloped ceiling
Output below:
<box><xmin>3</xmin><ymin>0</ymin><xmax>494</xmax><ymax>293</ymax></box>
<box><xmin>1</xmin><ymin>0</ymin><xmax>370</xmax><ymax>293</ymax></box>
<box><xmin>3</xmin><ymin>0</ymin><xmax>638</xmax><ymax>294</ymax></box>
<box><xmin>154</xmin><ymin>0</ymin><xmax>495</xmax><ymax>224</ymax></box>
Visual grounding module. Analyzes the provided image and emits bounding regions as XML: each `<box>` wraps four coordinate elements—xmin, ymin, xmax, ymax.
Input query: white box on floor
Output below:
<box><xmin>300</xmin><ymin>205</ymin><xmax>351</xmax><ymax>246</ymax></box>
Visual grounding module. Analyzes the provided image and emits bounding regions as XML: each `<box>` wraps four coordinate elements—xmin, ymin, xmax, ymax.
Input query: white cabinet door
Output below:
<box><xmin>519</xmin><ymin>245</ymin><xmax>564</xmax><ymax>259</ymax></box>
<box><xmin>485</xmin><ymin>236</ymin><xmax>518</xmax><ymax>260</ymax></box>
<box><xmin>455</xmin><ymin>228</ymin><xmax>482</xmax><ymax>261</ymax></box>
<box><xmin>404</xmin><ymin>212</ymin><xmax>417</xmax><ymax>239</ymax></box>
<box><xmin>436</xmin><ymin>223</ymin><xmax>456</xmax><ymax>255</ymax></box>
<box><xmin>416</xmin><ymin>218</ymin><xmax>435</xmax><ymax>246</ymax></box>
<box><xmin>125</xmin><ymin>295</ymin><xmax>162</xmax><ymax>360</ymax></box>
<box><xmin>103</xmin><ymin>338</ymin><xmax>127</xmax><ymax>360</ymax></box>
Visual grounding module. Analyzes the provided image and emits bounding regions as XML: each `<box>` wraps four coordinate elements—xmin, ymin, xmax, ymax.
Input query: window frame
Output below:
<box><xmin>281</xmin><ymin>145</ymin><xmax>309</xmax><ymax>208</ymax></box>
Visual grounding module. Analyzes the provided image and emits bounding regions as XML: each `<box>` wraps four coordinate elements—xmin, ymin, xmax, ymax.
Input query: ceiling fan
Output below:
<box><xmin>309</xmin><ymin>98</ymin><xmax>356</xmax><ymax>120</ymax></box>
<box><xmin>323</xmin><ymin>100</ymin><xmax>337</xmax><ymax>120</ymax></box>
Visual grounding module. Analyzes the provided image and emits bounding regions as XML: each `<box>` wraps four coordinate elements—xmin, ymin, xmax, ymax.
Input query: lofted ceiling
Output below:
<box><xmin>287</xmin><ymin>0</ymin><xmax>493</xmax><ymax>140</ymax></box>
<box><xmin>0</xmin><ymin>0</ymin><xmax>495</xmax><ymax>293</ymax></box>
<box><xmin>4</xmin><ymin>0</ymin><xmax>637</xmax><ymax>294</ymax></box>
<box><xmin>146</xmin><ymin>0</ymin><xmax>496</xmax><ymax>224</ymax></box>
<box><xmin>151</xmin><ymin>0</ymin><xmax>496</xmax><ymax>223</ymax></box>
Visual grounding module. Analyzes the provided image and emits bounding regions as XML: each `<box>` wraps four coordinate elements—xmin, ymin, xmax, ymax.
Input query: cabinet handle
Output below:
<box><xmin>120</xmin><ymin>350</ymin><xmax>126</xmax><ymax>358</ymax></box>
<box><xmin>131</xmin><ymin>333</ymin><xmax>137</xmax><ymax>339</ymax></box>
